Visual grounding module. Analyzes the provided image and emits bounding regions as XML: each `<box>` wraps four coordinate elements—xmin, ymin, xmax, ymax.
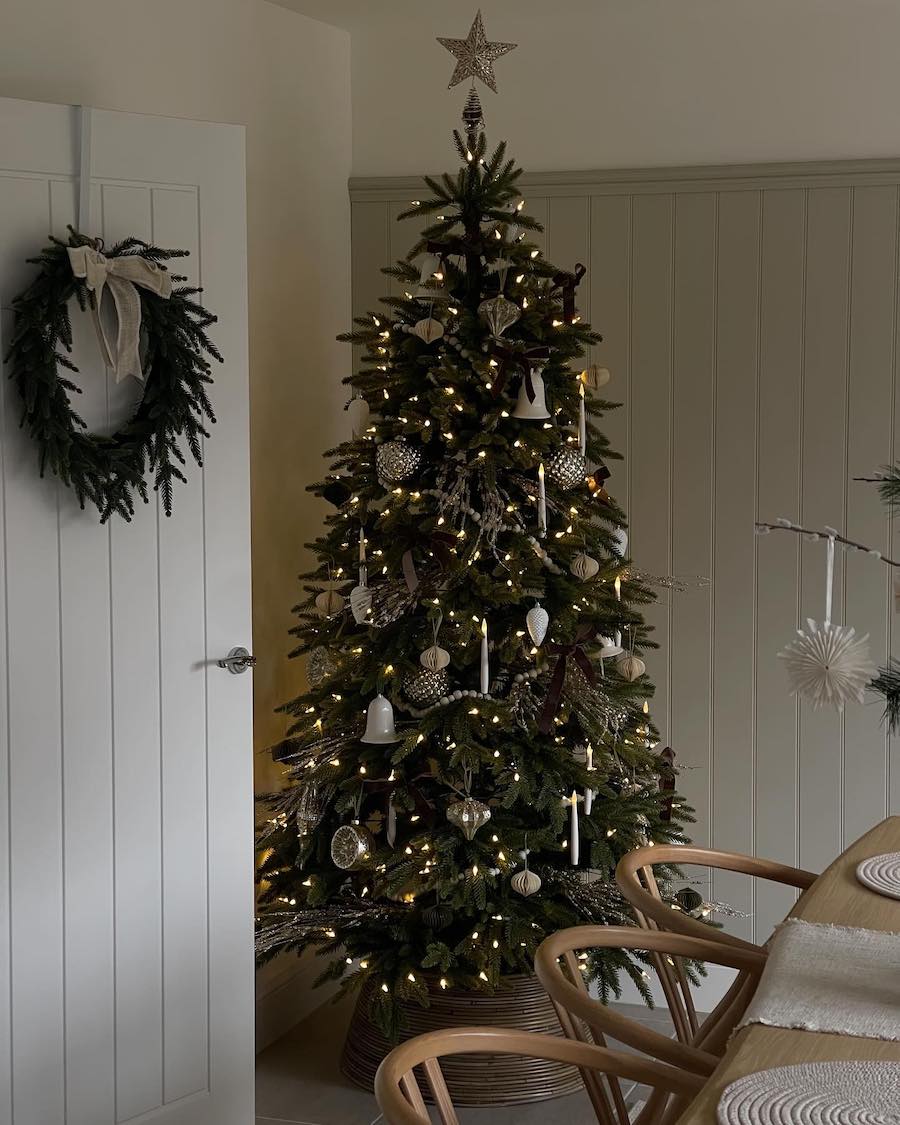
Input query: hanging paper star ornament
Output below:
<box><xmin>779</xmin><ymin>619</ymin><xmax>875</xmax><ymax>711</ymax></box>
<box><xmin>437</xmin><ymin>10</ymin><xmax>517</xmax><ymax>93</ymax></box>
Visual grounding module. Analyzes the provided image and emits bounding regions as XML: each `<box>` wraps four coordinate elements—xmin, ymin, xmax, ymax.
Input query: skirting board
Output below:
<box><xmin>256</xmin><ymin>951</ymin><xmax>341</xmax><ymax>1053</ymax></box>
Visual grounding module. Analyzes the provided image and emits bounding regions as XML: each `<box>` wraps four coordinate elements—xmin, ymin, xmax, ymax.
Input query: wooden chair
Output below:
<box><xmin>534</xmin><ymin>926</ymin><xmax>766</xmax><ymax>1125</ymax></box>
<box><xmin>374</xmin><ymin>1025</ymin><xmax>705</xmax><ymax>1125</ymax></box>
<box><xmin>614</xmin><ymin>846</ymin><xmax>817</xmax><ymax>1047</ymax></box>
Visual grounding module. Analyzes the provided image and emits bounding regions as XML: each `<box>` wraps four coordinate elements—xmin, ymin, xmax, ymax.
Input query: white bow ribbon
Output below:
<box><xmin>68</xmin><ymin>244</ymin><xmax>173</xmax><ymax>382</ymax></box>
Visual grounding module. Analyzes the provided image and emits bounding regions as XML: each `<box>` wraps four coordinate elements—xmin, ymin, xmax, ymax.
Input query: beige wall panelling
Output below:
<box><xmin>630</xmin><ymin>194</ymin><xmax>674</xmax><ymax>746</ymax></box>
<box><xmin>754</xmin><ymin>189</ymin><xmax>806</xmax><ymax>940</ymax></box>
<box><xmin>711</xmin><ymin>191</ymin><xmax>761</xmax><ymax>942</ymax></box>
<box><xmin>590</xmin><ymin>196</ymin><xmax>632</xmax><ymax>516</ymax></box>
<box><xmin>843</xmin><ymin>187</ymin><xmax>897</xmax><ymax>842</ymax></box>
<box><xmin>350</xmin><ymin>160</ymin><xmax>900</xmax><ymax>940</ymax></box>
<box><xmin>671</xmin><ymin>193</ymin><xmax>717</xmax><ymax>868</ymax></box>
<box><xmin>799</xmin><ymin>188</ymin><xmax>852</xmax><ymax>873</ymax></box>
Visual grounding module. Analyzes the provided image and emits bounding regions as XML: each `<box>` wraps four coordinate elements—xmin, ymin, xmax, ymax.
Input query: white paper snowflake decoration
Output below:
<box><xmin>778</xmin><ymin>535</ymin><xmax>875</xmax><ymax>711</ymax></box>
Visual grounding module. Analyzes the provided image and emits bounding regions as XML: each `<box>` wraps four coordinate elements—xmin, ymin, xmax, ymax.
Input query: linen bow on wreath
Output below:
<box><xmin>538</xmin><ymin>623</ymin><xmax>596</xmax><ymax>734</ymax></box>
<box><xmin>67</xmin><ymin>243</ymin><xmax>173</xmax><ymax>382</ymax></box>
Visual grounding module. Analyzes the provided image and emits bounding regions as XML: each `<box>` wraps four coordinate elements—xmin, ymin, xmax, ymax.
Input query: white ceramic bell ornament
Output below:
<box><xmin>513</xmin><ymin>366</ymin><xmax>551</xmax><ymax>420</ymax></box>
<box><xmin>361</xmin><ymin>694</ymin><xmax>400</xmax><ymax>744</ymax></box>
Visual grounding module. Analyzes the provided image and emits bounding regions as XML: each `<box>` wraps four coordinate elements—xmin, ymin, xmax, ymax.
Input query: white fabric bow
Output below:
<box><xmin>68</xmin><ymin>244</ymin><xmax>173</xmax><ymax>382</ymax></box>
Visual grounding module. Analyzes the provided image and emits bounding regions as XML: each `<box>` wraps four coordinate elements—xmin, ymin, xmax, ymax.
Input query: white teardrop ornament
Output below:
<box><xmin>526</xmin><ymin>603</ymin><xmax>549</xmax><ymax>647</ymax></box>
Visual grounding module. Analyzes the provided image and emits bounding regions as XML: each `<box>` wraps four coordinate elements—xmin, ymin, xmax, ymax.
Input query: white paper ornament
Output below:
<box><xmin>511</xmin><ymin>869</ymin><xmax>542</xmax><ymax>897</ymax></box>
<box><xmin>315</xmin><ymin>588</ymin><xmax>345</xmax><ymax>617</ymax></box>
<box><xmin>412</xmin><ymin>317</ymin><xmax>444</xmax><ymax>344</ymax></box>
<box><xmin>778</xmin><ymin>536</ymin><xmax>875</xmax><ymax>711</ymax></box>
<box><xmin>526</xmin><ymin>603</ymin><xmax>549</xmax><ymax>647</ymax></box>
<box><xmin>780</xmin><ymin>620</ymin><xmax>874</xmax><ymax>710</ymax></box>
<box><xmin>616</xmin><ymin>653</ymin><xmax>646</xmax><ymax>682</ymax></box>
<box><xmin>348</xmin><ymin>396</ymin><xmax>370</xmax><ymax>439</ymax></box>
<box><xmin>421</xmin><ymin>644</ymin><xmax>450</xmax><ymax>671</ymax></box>
<box><xmin>349</xmin><ymin>584</ymin><xmax>373</xmax><ymax>624</ymax></box>
<box><xmin>585</xmin><ymin>364</ymin><xmax>611</xmax><ymax>389</ymax></box>
<box><xmin>570</xmin><ymin>552</ymin><xmax>600</xmax><ymax>581</ymax></box>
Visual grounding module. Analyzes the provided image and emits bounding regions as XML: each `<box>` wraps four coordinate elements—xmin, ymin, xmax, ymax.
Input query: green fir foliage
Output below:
<box><xmin>256</xmin><ymin>128</ymin><xmax>692</xmax><ymax>1039</ymax></box>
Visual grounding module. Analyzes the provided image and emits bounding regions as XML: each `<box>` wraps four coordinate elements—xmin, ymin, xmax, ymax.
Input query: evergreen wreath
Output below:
<box><xmin>5</xmin><ymin>228</ymin><xmax>222</xmax><ymax>522</ymax></box>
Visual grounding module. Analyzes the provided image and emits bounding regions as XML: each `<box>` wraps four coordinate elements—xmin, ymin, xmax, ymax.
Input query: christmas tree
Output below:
<box><xmin>256</xmin><ymin>85</ymin><xmax>692</xmax><ymax>1038</ymax></box>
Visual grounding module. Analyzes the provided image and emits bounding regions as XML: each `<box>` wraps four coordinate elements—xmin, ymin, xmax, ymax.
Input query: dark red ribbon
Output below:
<box><xmin>491</xmin><ymin>344</ymin><xmax>551</xmax><ymax>399</ymax></box>
<box><xmin>538</xmin><ymin>623</ymin><xmax>596</xmax><ymax>734</ymax></box>
<box><xmin>551</xmin><ymin>263</ymin><xmax>587</xmax><ymax>322</ymax></box>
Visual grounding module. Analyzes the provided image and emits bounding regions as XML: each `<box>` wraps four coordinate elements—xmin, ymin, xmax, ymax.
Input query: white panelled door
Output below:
<box><xmin>0</xmin><ymin>98</ymin><xmax>253</xmax><ymax>1125</ymax></box>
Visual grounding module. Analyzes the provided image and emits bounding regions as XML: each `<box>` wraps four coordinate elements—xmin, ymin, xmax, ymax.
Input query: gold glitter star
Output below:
<box><xmin>437</xmin><ymin>10</ymin><xmax>517</xmax><ymax>94</ymax></box>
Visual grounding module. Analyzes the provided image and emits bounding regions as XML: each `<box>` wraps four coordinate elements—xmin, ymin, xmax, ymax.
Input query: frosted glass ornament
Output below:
<box><xmin>349</xmin><ymin>583</ymin><xmax>373</xmax><ymax>624</ymax></box>
<box><xmin>526</xmin><ymin>603</ymin><xmax>549</xmax><ymax>647</ymax></box>
<box><xmin>479</xmin><ymin>295</ymin><xmax>520</xmax><ymax>337</ymax></box>
<box><xmin>446</xmin><ymin>797</ymin><xmax>491</xmax><ymax>841</ymax></box>
<box><xmin>348</xmin><ymin>396</ymin><xmax>370</xmax><ymax>439</ymax></box>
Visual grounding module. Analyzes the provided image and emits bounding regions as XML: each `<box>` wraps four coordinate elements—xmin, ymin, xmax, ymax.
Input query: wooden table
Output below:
<box><xmin>678</xmin><ymin>816</ymin><xmax>900</xmax><ymax>1124</ymax></box>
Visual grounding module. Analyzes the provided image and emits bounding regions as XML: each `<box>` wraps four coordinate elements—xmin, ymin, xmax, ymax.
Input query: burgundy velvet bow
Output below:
<box><xmin>490</xmin><ymin>343</ymin><xmax>551</xmax><ymax>399</ymax></box>
<box><xmin>551</xmin><ymin>263</ymin><xmax>587</xmax><ymax>322</ymax></box>
<box><xmin>538</xmin><ymin>623</ymin><xmax>597</xmax><ymax>735</ymax></box>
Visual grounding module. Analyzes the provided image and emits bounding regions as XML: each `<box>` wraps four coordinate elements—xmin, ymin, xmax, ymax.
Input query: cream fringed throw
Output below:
<box><xmin>736</xmin><ymin>919</ymin><xmax>900</xmax><ymax>1041</ymax></box>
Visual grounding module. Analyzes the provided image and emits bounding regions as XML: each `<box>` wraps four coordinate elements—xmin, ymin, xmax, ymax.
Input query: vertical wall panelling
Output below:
<box><xmin>843</xmin><ymin>186</ymin><xmax>897</xmax><ymax>844</ymax></box>
<box><xmin>589</xmin><ymin>196</ymin><xmax>631</xmax><ymax>515</ymax></box>
<box><xmin>800</xmin><ymin>188</ymin><xmax>852</xmax><ymax>869</ymax></box>
<box><xmin>630</xmin><ymin>194</ymin><xmax>674</xmax><ymax>742</ymax></box>
<box><xmin>754</xmin><ymin>189</ymin><xmax>806</xmax><ymax>939</ymax></box>
<box><xmin>350</xmin><ymin>159</ymin><xmax>900</xmax><ymax>933</ymax></box>
<box><xmin>711</xmin><ymin>191</ymin><xmax>761</xmax><ymax>941</ymax></box>
<box><xmin>671</xmin><ymin>193</ymin><xmax>717</xmax><ymax>860</ymax></box>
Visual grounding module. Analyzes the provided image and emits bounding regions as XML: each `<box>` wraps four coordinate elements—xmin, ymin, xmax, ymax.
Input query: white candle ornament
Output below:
<box><xmin>578</xmin><ymin>380</ymin><xmax>587</xmax><ymax>457</ymax></box>
<box><xmin>538</xmin><ymin>462</ymin><xmax>547</xmax><ymax>537</ymax></box>
<box><xmin>480</xmin><ymin>617</ymin><xmax>490</xmax><ymax>694</ymax></box>
<box><xmin>566</xmin><ymin>790</ymin><xmax>581</xmax><ymax>866</ymax></box>
<box><xmin>584</xmin><ymin>744</ymin><xmax>596</xmax><ymax>816</ymax></box>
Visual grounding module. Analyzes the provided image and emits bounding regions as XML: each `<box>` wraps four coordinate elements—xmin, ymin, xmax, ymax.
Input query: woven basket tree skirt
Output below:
<box><xmin>341</xmin><ymin>973</ymin><xmax>583</xmax><ymax>1107</ymax></box>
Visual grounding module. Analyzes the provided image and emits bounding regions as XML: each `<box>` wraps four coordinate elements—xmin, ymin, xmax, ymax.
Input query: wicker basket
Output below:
<box><xmin>341</xmin><ymin>973</ymin><xmax>583</xmax><ymax>1107</ymax></box>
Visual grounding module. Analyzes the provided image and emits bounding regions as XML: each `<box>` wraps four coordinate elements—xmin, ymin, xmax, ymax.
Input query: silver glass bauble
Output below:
<box><xmin>296</xmin><ymin>785</ymin><xmax>323</xmax><ymax>837</ymax></box>
<box><xmin>307</xmin><ymin>646</ymin><xmax>337</xmax><ymax>688</ymax></box>
<box><xmin>546</xmin><ymin>447</ymin><xmax>588</xmax><ymax>491</ymax></box>
<box><xmin>446</xmin><ymin>797</ymin><xmax>491</xmax><ymax>841</ymax></box>
<box><xmin>422</xmin><ymin>903</ymin><xmax>453</xmax><ymax>929</ymax></box>
<box><xmin>479</xmin><ymin>295</ymin><xmax>520</xmax><ymax>337</ymax></box>
<box><xmin>376</xmin><ymin>440</ymin><xmax>422</xmax><ymax>484</ymax></box>
<box><xmin>330</xmin><ymin>823</ymin><xmax>375</xmax><ymax>871</ymax></box>
<box><xmin>404</xmin><ymin>667</ymin><xmax>451</xmax><ymax>709</ymax></box>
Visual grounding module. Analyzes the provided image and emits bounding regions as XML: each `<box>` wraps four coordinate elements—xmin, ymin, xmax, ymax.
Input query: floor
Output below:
<box><xmin>255</xmin><ymin>994</ymin><xmax>684</xmax><ymax>1125</ymax></box>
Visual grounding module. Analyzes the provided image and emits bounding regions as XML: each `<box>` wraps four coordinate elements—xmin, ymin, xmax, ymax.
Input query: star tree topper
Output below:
<box><xmin>437</xmin><ymin>10</ymin><xmax>517</xmax><ymax>94</ymax></box>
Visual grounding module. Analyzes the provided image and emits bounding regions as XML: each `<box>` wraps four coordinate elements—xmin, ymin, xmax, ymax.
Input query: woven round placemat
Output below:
<box><xmin>717</xmin><ymin>1061</ymin><xmax>900</xmax><ymax>1124</ymax></box>
<box><xmin>856</xmin><ymin>852</ymin><xmax>900</xmax><ymax>901</ymax></box>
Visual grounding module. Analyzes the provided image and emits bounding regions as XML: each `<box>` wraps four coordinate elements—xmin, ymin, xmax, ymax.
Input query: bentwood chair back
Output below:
<box><xmin>615</xmin><ymin>845</ymin><xmax>817</xmax><ymax>1048</ymax></box>
<box><xmin>374</xmin><ymin>1026</ymin><xmax>705</xmax><ymax>1125</ymax></box>
<box><xmin>534</xmin><ymin>926</ymin><xmax>766</xmax><ymax>1124</ymax></box>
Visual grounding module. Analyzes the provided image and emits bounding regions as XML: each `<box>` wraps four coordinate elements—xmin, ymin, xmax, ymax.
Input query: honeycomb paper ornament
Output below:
<box><xmin>376</xmin><ymin>440</ymin><xmax>422</xmax><ymax>484</ymax></box>
<box><xmin>570</xmin><ymin>551</ymin><xmax>600</xmax><ymax>581</ymax></box>
<box><xmin>511</xmin><ymin>868</ymin><xmax>541</xmax><ymax>897</ymax></box>
<box><xmin>412</xmin><ymin>317</ymin><xmax>444</xmax><ymax>344</ymax></box>
<box><xmin>779</xmin><ymin>620</ymin><xmax>875</xmax><ymax>711</ymax></box>
<box><xmin>546</xmin><ymin>447</ymin><xmax>587</xmax><ymax>491</ymax></box>
<box><xmin>404</xmin><ymin>667</ymin><xmax>450</xmax><ymax>708</ymax></box>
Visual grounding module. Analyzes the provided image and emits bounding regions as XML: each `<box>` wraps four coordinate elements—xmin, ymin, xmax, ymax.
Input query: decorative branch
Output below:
<box><xmin>755</xmin><ymin>518</ymin><xmax>900</xmax><ymax>568</ymax></box>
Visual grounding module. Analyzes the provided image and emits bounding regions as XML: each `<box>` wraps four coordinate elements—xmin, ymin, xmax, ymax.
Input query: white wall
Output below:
<box><xmin>0</xmin><ymin>0</ymin><xmax>352</xmax><ymax>1038</ymax></box>
<box><xmin>282</xmin><ymin>0</ymin><xmax>900</xmax><ymax>177</ymax></box>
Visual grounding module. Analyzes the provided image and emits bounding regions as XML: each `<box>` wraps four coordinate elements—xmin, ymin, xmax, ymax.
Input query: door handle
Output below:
<box><xmin>217</xmin><ymin>646</ymin><xmax>257</xmax><ymax>675</ymax></box>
